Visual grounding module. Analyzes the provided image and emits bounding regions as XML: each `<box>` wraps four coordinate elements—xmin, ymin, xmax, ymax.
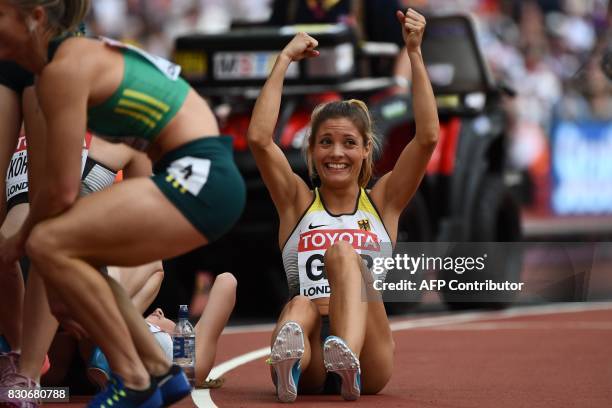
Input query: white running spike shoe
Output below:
<box><xmin>323</xmin><ymin>336</ymin><xmax>361</xmax><ymax>401</ymax></box>
<box><xmin>270</xmin><ymin>321</ymin><xmax>304</xmax><ymax>403</ymax></box>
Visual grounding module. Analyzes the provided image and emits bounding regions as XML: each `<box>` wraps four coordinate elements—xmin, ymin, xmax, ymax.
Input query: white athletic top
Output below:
<box><xmin>5</xmin><ymin>133</ymin><xmax>92</xmax><ymax>201</ymax></box>
<box><xmin>147</xmin><ymin>322</ymin><xmax>173</xmax><ymax>363</ymax></box>
<box><xmin>281</xmin><ymin>188</ymin><xmax>392</xmax><ymax>299</ymax></box>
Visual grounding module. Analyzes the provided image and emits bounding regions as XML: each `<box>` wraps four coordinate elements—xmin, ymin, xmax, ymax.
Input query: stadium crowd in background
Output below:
<box><xmin>86</xmin><ymin>0</ymin><xmax>610</xmax><ymax>208</ymax></box>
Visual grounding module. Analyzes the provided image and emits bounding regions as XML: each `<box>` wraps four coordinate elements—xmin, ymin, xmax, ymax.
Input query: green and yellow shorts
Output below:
<box><xmin>151</xmin><ymin>136</ymin><xmax>245</xmax><ymax>242</ymax></box>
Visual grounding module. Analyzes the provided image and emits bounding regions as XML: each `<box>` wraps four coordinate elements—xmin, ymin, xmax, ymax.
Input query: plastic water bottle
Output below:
<box><xmin>172</xmin><ymin>305</ymin><xmax>195</xmax><ymax>385</ymax></box>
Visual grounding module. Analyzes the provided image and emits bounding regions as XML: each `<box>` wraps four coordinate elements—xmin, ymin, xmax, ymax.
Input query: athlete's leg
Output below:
<box><xmin>270</xmin><ymin>296</ymin><xmax>326</xmax><ymax>391</ymax></box>
<box><xmin>130</xmin><ymin>270</ymin><xmax>164</xmax><ymax>314</ymax></box>
<box><xmin>194</xmin><ymin>272</ymin><xmax>236</xmax><ymax>383</ymax></box>
<box><xmin>18</xmin><ymin>273</ymin><xmax>58</xmax><ymax>381</ymax></box>
<box><xmin>103</xmin><ymin>275</ymin><xmax>170</xmax><ymax>377</ymax></box>
<box><xmin>86</xmin><ymin>263</ymin><xmax>164</xmax><ymax>390</ymax></box>
<box><xmin>109</xmin><ymin>262</ymin><xmax>165</xmax><ymax>313</ymax></box>
<box><xmin>358</xmin><ymin>301</ymin><xmax>394</xmax><ymax>394</ymax></box>
<box><xmin>325</xmin><ymin>240</ymin><xmax>368</xmax><ymax>354</ymax></box>
<box><xmin>26</xmin><ymin>178</ymin><xmax>207</xmax><ymax>390</ymax></box>
<box><xmin>325</xmin><ymin>241</ymin><xmax>394</xmax><ymax>394</ymax></box>
<box><xmin>0</xmin><ymin>204</ymin><xmax>28</xmax><ymax>351</ymax></box>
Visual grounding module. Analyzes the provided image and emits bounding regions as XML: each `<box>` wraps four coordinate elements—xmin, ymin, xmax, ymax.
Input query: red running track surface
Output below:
<box><xmin>43</xmin><ymin>304</ymin><xmax>612</xmax><ymax>407</ymax></box>
<box><xmin>207</xmin><ymin>305</ymin><xmax>612</xmax><ymax>407</ymax></box>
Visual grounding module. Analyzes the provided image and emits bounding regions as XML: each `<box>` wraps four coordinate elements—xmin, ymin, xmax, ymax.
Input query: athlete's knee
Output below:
<box><xmin>151</xmin><ymin>270</ymin><xmax>165</xmax><ymax>283</ymax></box>
<box><xmin>215</xmin><ymin>272</ymin><xmax>237</xmax><ymax>291</ymax></box>
<box><xmin>324</xmin><ymin>240</ymin><xmax>358</xmax><ymax>265</ymax></box>
<box><xmin>324</xmin><ymin>241</ymin><xmax>360</xmax><ymax>281</ymax></box>
<box><xmin>149</xmin><ymin>269</ymin><xmax>164</xmax><ymax>290</ymax></box>
<box><xmin>25</xmin><ymin>221</ymin><xmax>63</xmax><ymax>266</ymax></box>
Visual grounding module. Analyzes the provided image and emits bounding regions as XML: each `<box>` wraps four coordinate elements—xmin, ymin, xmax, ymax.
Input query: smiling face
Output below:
<box><xmin>305</xmin><ymin>100</ymin><xmax>377</xmax><ymax>188</ymax></box>
<box><xmin>311</xmin><ymin>117</ymin><xmax>370</xmax><ymax>188</ymax></box>
<box><xmin>145</xmin><ymin>308</ymin><xmax>176</xmax><ymax>333</ymax></box>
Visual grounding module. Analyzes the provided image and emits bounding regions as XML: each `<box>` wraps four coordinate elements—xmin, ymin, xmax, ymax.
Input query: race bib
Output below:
<box><xmin>6</xmin><ymin>135</ymin><xmax>28</xmax><ymax>201</ymax></box>
<box><xmin>166</xmin><ymin>156</ymin><xmax>211</xmax><ymax>196</ymax></box>
<box><xmin>81</xmin><ymin>133</ymin><xmax>92</xmax><ymax>175</ymax></box>
<box><xmin>297</xmin><ymin>228</ymin><xmax>381</xmax><ymax>299</ymax></box>
<box><xmin>6</xmin><ymin>133</ymin><xmax>93</xmax><ymax>201</ymax></box>
<box><xmin>101</xmin><ymin>37</ymin><xmax>182</xmax><ymax>80</ymax></box>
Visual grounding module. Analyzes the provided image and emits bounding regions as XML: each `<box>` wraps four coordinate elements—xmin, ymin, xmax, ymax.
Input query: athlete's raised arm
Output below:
<box><xmin>371</xmin><ymin>9</ymin><xmax>439</xmax><ymax>219</ymax></box>
<box><xmin>247</xmin><ymin>33</ymin><xmax>319</xmax><ymax>215</ymax></box>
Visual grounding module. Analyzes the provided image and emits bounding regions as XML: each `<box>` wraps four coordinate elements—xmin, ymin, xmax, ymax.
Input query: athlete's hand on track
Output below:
<box><xmin>396</xmin><ymin>8</ymin><xmax>427</xmax><ymax>53</ymax></box>
<box><xmin>281</xmin><ymin>32</ymin><xmax>320</xmax><ymax>62</ymax></box>
<box><xmin>0</xmin><ymin>231</ymin><xmax>25</xmax><ymax>265</ymax></box>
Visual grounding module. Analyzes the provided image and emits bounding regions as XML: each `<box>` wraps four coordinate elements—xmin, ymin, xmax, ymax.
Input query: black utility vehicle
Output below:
<box><xmin>173</xmin><ymin>15</ymin><xmax>521</xmax><ymax>315</ymax></box>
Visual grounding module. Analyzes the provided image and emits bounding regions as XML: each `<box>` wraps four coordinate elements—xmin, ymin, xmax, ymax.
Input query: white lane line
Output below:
<box><xmin>194</xmin><ymin>301</ymin><xmax>612</xmax><ymax>407</ymax></box>
<box><xmin>222</xmin><ymin>323</ymin><xmax>276</xmax><ymax>335</ymax></box>
<box><xmin>192</xmin><ymin>347</ymin><xmax>270</xmax><ymax>408</ymax></box>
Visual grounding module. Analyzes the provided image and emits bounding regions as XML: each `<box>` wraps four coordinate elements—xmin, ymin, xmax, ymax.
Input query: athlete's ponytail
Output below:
<box><xmin>59</xmin><ymin>0</ymin><xmax>90</xmax><ymax>33</ymax></box>
<box><xmin>9</xmin><ymin>0</ymin><xmax>90</xmax><ymax>36</ymax></box>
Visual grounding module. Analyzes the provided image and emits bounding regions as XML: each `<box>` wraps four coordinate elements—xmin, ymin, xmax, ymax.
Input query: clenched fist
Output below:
<box><xmin>396</xmin><ymin>8</ymin><xmax>427</xmax><ymax>53</ymax></box>
<box><xmin>281</xmin><ymin>32</ymin><xmax>320</xmax><ymax>62</ymax></box>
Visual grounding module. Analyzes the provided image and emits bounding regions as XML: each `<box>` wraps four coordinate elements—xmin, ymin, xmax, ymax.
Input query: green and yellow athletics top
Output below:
<box><xmin>48</xmin><ymin>35</ymin><xmax>189</xmax><ymax>151</ymax></box>
<box><xmin>86</xmin><ymin>38</ymin><xmax>190</xmax><ymax>150</ymax></box>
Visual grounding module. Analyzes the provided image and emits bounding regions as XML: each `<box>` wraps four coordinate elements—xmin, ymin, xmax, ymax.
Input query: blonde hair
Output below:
<box><xmin>10</xmin><ymin>0</ymin><xmax>90</xmax><ymax>35</ymax></box>
<box><xmin>304</xmin><ymin>99</ymin><xmax>379</xmax><ymax>188</ymax></box>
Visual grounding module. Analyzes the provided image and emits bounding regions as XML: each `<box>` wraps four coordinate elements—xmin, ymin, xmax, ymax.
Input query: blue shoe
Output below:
<box><xmin>0</xmin><ymin>336</ymin><xmax>10</xmax><ymax>353</ymax></box>
<box><xmin>87</xmin><ymin>347</ymin><xmax>111</xmax><ymax>390</ymax></box>
<box><xmin>270</xmin><ymin>321</ymin><xmax>304</xmax><ymax>403</ymax></box>
<box><xmin>88</xmin><ymin>374</ymin><xmax>162</xmax><ymax>408</ymax></box>
<box><xmin>323</xmin><ymin>336</ymin><xmax>361</xmax><ymax>401</ymax></box>
<box><xmin>154</xmin><ymin>365</ymin><xmax>191</xmax><ymax>406</ymax></box>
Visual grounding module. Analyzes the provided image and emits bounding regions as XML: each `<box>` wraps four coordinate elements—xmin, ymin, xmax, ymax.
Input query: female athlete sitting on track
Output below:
<box><xmin>0</xmin><ymin>1</ymin><xmax>245</xmax><ymax>407</ymax></box>
<box><xmin>247</xmin><ymin>9</ymin><xmax>438</xmax><ymax>402</ymax></box>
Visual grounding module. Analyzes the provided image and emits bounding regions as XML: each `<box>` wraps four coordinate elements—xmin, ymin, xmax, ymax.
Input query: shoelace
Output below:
<box><xmin>91</xmin><ymin>377</ymin><xmax>126</xmax><ymax>408</ymax></box>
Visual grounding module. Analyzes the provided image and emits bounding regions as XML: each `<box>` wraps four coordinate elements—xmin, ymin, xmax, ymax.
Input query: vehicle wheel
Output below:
<box><xmin>384</xmin><ymin>191</ymin><xmax>431</xmax><ymax>315</ymax></box>
<box><xmin>441</xmin><ymin>175</ymin><xmax>523</xmax><ymax>310</ymax></box>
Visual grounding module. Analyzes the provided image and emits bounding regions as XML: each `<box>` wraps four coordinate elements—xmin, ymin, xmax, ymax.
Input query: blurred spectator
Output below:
<box><xmin>515</xmin><ymin>43</ymin><xmax>562</xmax><ymax>129</ymax></box>
<box><xmin>88</xmin><ymin>0</ymin><xmax>273</xmax><ymax>57</ymax></box>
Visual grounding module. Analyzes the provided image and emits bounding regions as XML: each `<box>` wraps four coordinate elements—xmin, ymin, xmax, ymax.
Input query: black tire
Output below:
<box><xmin>384</xmin><ymin>191</ymin><xmax>431</xmax><ymax>315</ymax></box>
<box><xmin>472</xmin><ymin>175</ymin><xmax>522</xmax><ymax>243</ymax></box>
<box><xmin>441</xmin><ymin>175</ymin><xmax>523</xmax><ymax>310</ymax></box>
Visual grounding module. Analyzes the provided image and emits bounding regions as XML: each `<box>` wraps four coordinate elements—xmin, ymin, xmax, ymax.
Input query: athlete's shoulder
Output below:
<box><xmin>41</xmin><ymin>38</ymin><xmax>100</xmax><ymax>84</ymax></box>
<box><xmin>53</xmin><ymin>36</ymin><xmax>101</xmax><ymax>62</ymax></box>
